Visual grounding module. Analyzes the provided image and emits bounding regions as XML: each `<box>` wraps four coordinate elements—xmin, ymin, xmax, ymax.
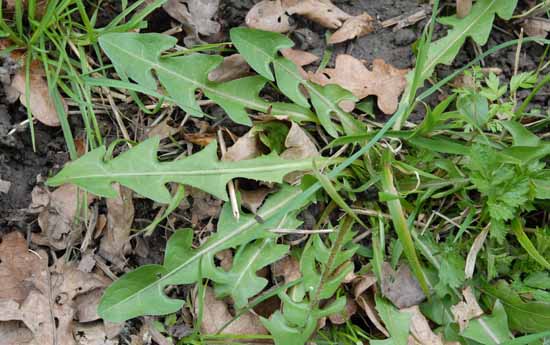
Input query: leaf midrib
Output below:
<box><xmin>421</xmin><ymin>0</ymin><xmax>497</xmax><ymax>78</ymax></box>
<box><xmin>101</xmin><ymin>189</ymin><xmax>300</xmax><ymax>316</ymax></box>
<box><xmin>65</xmin><ymin>160</ymin><xmax>312</xmax><ymax>180</ymax></box>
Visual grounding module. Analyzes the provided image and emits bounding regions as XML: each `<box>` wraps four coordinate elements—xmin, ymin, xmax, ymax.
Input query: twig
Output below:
<box><xmin>381</xmin><ymin>5</ymin><xmax>431</xmax><ymax>30</ymax></box>
<box><xmin>217</xmin><ymin>130</ymin><xmax>240</xmax><ymax>220</ymax></box>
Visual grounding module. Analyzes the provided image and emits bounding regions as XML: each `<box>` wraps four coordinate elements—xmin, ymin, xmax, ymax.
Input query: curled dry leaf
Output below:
<box><xmin>381</xmin><ymin>262</ymin><xmax>426</xmax><ymax>309</ymax></box>
<box><xmin>10</xmin><ymin>63</ymin><xmax>66</xmax><ymax>127</ymax></box>
<box><xmin>31</xmin><ymin>184</ymin><xmax>95</xmax><ymax>250</ymax></box>
<box><xmin>283</xmin><ymin>0</ymin><xmax>351</xmax><ymax>29</ymax></box>
<box><xmin>195</xmin><ymin>287</ymin><xmax>268</xmax><ymax>335</ymax></box>
<box><xmin>99</xmin><ymin>185</ymin><xmax>135</xmax><ymax>270</ymax></box>
<box><xmin>163</xmin><ymin>0</ymin><xmax>221</xmax><ymax>37</ymax></box>
<box><xmin>329</xmin><ymin>13</ymin><xmax>376</xmax><ymax>44</ymax></box>
<box><xmin>208</xmin><ymin>54</ymin><xmax>251</xmax><ymax>83</ymax></box>
<box><xmin>465</xmin><ymin>227</ymin><xmax>488</xmax><ymax>279</ymax></box>
<box><xmin>451</xmin><ymin>286</ymin><xmax>484</xmax><ymax>332</ymax></box>
<box><xmin>246</xmin><ymin>0</ymin><xmax>292</xmax><ymax>33</ymax></box>
<box><xmin>310</xmin><ymin>54</ymin><xmax>409</xmax><ymax>114</ymax></box>
<box><xmin>352</xmin><ymin>274</ymin><xmax>389</xmax><ymax>336</ymax></box>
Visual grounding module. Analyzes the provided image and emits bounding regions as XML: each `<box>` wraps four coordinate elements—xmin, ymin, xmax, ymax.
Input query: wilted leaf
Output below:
<box><xmin>208</xmin><ymin>54</ymin><xmax>251</xmax><ymax>83</ymax></box>
<box><xmin>196</xmin><ymin>287</ymin><xmax>267</xmax><ymax>335</ymax></box>
<box><xmin>329</xmin><ymin>13</ymin><xmax>376</xmax><ymax>44</ymax></box>
<box><xmin>381</xmin><ymin>263</ymin><xmax>426</xmax><ymax>309</ymax></box>
<box><xmin>10</xmin><ymin>63</ymin><xmax>65</xmax><ymax>127</ymax></box>
<box><xmin>283</xmin><ymin>0</ymin><xmax>351</xmax><ymax>29</ymax></box>
<box><xmin>310</xmin><ymin>55</ymin><xmax>408</xmax><ymax>114</ymax></box>
<box><xmin>246</xmin><ymin>0</ymin><xmax>292</xmax><ymax>33</ymax></box>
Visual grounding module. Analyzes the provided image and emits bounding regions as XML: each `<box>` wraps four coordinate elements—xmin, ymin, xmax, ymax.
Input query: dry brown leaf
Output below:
<box><xmin>310</xmin><ymin>55</ymin><xmax>408</xmax><ymax>114</ymax></box>
<box><xmin>74</xmin><ymin>289</ymin><xmax>104</xmax><ymax>323</ymax></box>
<box><xmin>329</xmin><ymin>13</ymin><xmax>375</xmax><ymax>44</ymax></box>
<box><xmin>223</xmin><ymin>130</ymin><xmax>261</xmax><ymax>162</ymax></box>
<box><xmin>146</xmin><ymin>117</ymin><xmax>179</xmax><ymax>140</ymax></box>
<box><xmin>99</xmin><ymin>185</ymin><xmax>134</xmax><ymax>270</ymax></box>
<box><xmin>241</xmin><ymin>187</ymin><xmax>271</xmax><ymax>213</ymax></box>
<box><xmin>280</xmin><ymin>48</ymin><xmax>319</xmax><ymax>68</ymax></box>
<box><xmin>521</xmin><ymin>18</ymin><xmax>550</xmax><ymax>38</ymax></box>
<box><xmin>381</xmin><ymin>262</ymin><xmax>426</xmax><ymax>309</ymax></box>
<box><xmin>183</xmin><ymin>132</ymin><xmax>217</xmax><ymax>147</ymax></box>
<box><xmin>10</xmin><ymin>64</ymin><xmax>66</xmax><ymax>127</ymax></box>
<box><xmin>403</xmin><ymin>305</ymin><xmax>454</xmax><ymax>345</ymax></box>
<box><xmin>456</xmin><ymin>0</ymin><xmax>473</xmax><ymax>18</ymax></box>
<box><xmin>328</xmin><ymin>296</ymin><xmax>357</xmax><ymax>325</ymax></box>
<box><xmin>195</xmin><ymin>287</ymin><xmax>268</xmax><ymax>335</ymax></box>
<box><xmin>208</xmin><ymin>54</ymin><xmax>251</xmax><ymax>83</ymax></box>
<box><xmin>31</xmin><ymin>184</ymin><xmax>95</xmax><ymax>250</ymax></box>
<box><xmin>246</xmin><ymin>0</ymin><xmax>292</xmax><ymax>33</ymax></box>
<box><xmin>272</xmin><ymin>255</ymin><xmax>301</xmax><ymax>284</ymax></box>
<box><xmin>283</xmin><ymin>0</ymin><xmax>351</xmax><ymax>29</ymax></box>
<box><xmin>353</xmin><ymin>273</ymin><xmax>377</xmax><ymax>297</ymax></box>
<box><xmin>188</xmin><ymin>188</ymin><xmax>223</xmax><ymax>224</ymax></box>
<box><xmin>356</xmin><ymin>295</ymin><xmax>389</xmax><ymax>336</ymax></box>
<box><xmin>163</xmin><ymin>0</ymin><xmax>220</xmax><ymax>37</ymax></box>
<box><xmin>73</xmin><ymin>323</ymin><xmax>119</xmax><ymax>345</ymax></box>
<box><xmin>465</xmin><ymin>227</ymin><xmax>488</xmax><ymax>280</ymax></box>
<box><xmin>0</xmin><ymin>320</ymin><xmax>36</xmax><ymax>345</ymax></box>
<box><xmin>0</xmin><ymin>250</ymin><xmax>111</xmax><ymax>345</ymax></box>
<box><xmin>0</xmin><ymin>232</ymin><xmax>48</xmax><ymax>303</ymax></box>
<box><xmin>451</xmin><ymin>286</ymin><xmax>484</xmax><ymax>332</ymax></box>
<box><xmin>281</xmin><ymin>122</ymin><xmax>318</xmax><ymax>184</ymax></box>
<box><xmin>215</xmin><ymin>249</ymin><xmax>234</xmax><ymax>272</ymax></box>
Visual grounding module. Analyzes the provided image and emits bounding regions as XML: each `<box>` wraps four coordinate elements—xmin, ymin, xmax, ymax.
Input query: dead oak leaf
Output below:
<box><xmin>163</xmin><ymin>0</ymin><xmax>220</xmax><ymax>37</ymax></box>
<box><xmin>310</xmin><ymin>54</ymin><xmax>408</xmax><ymax>114</ymax></box>
<box><xmin>246</xmin><ymin>0</ymin><xmax>292</xmax><ymax>33</ymax></box>
<box><xmin>329</xmin><ymin>13</ymin><xmax>376</xmax><ymax>44</ymax></box>
<box><xmin>0</xmin><ymin>232</ymin><xmax>48</xmax><ymax>303</ymax></box>
<box><xmin>283</xmin><ymin>0</ymin><xmax>351</xmax><ymax>29</ymax></box>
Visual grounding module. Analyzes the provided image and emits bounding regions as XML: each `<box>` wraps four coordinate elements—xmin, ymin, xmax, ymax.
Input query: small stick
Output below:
<box><xmin>217</xmin><ymin>130</ymin><xmax>240</xmax><ymax>220</ymax></box>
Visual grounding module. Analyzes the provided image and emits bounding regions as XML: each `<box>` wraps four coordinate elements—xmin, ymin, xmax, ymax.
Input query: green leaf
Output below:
<box><xmin>261</xmin><ymin>311</ymin><xmax>317</xmax><ymax>345</ymax></box>
<box><xmin>482</xmin><ymin>280</ymin><xmax>550</xmax><ymax>333</ymax></box>
<box><xmin>230</xmin><ymin>27</ymin><xmax>364</xmax><ymax>137</ymax></box>
<box><xmin>98</xmin><ymin>32</ymin><xmax>313</xmax><ymax>126</ymax></box>
<box><xmin>510</xmin><ymin>72</ymin><xmax>537</xmax><ymax>93</ymax></box>
<box><xmin>420</xmin><ymin>0</ymin><xmax>518</xmax><ymax>80</ymax></box>
<box><xmin>462</xmin><ymin>300</ymin><xmax>511</xmax><ymax>345</ymax></box>
<box><xmin>372</xmin><ymin>295</ymin><xmax>411</xmax><ymax>345</ymax></box>
<box><xmin>97</xmin><ymin>186</ymin><xmax>306</xmax><ymax>322</ymax></box>
<box><xmin>511</xmin><ymin>218</ymin><xmax>550</xmax><ymax>270</ymax></box>
<box><xmin>205</xmin><ymin>238</ymin><xmax>289</xmax><ymax>309</ymax></box>
<box><xmin>456</xmin><ymin>93</ymin><xmax>490</xmax><ymax>129</ymax></box>
<box><xmin>501</xmin><ymin>121</ymin><xmax>541</xmax><ymax>147</ymax></box>
<box><xmin>434</xmin><ymin>252</ymin><xmax>466</xmax><ymax>297</ymax></box>
<box><xmin>533</xmin><ymin>171</ymin><xmax>550</xmax><ymax>199</ymax></box>
<box><xmin>47</xmin><ymin>137</ymin><xmax>312</xmax><ymax>204</ymax></box>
